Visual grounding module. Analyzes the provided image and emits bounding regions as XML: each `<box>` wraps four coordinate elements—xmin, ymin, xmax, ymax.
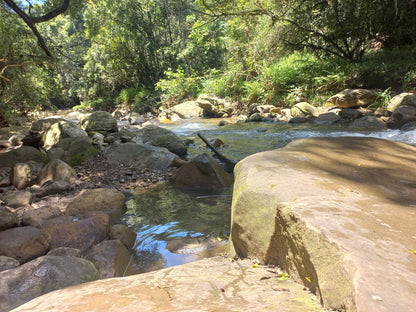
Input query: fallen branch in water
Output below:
<box><xmin>197</xmin><ymin>133</ymin><xmax>236</xmax><ymax>172</ymax></box>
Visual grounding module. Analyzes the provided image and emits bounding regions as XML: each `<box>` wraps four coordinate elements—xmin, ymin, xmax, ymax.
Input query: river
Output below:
<box><xmin>120</xmin><ymin>118</ymin><xmax>416</xmax><ymax>274</ymax></box>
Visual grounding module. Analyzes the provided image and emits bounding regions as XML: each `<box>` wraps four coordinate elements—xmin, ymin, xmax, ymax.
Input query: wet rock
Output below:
<box><xmin>105</xmin><ymin>142</ymin><xmax>177</xmax><ymax>170</ymax></box>
<box><xmin>209</xmin><ymin>138</ymin><xmax>226</xmax><ymax>149</ymax></box>
<box><xmin>47</xmin><ymin>247</ymin><xmax>82</xmax><ymax>258</ymax></box>
<box><xmin>2</xmin><ymin>190</ymin><xmax>33</xmax><ymax>208</ymax></box>
<box><xmin>12</xmin><ymin>257</ymin><xmax>325</xmax><ymax>312</ymax></box>
<box><xmin>37</xmin><ymin>159</ymin><xmax>77</xmax><ymax>186</ymax></box>
<box><xmin>0</xmin><ymin>209</ymin><xmax>19</xmax><ymax>231</ymax></box>
<box><xmin>247</xmin><ymin>112</ymin><xmax>262</xmax><ymax>122</ymax></box>
<box><xmin>0</xmin><ymin>256</ymin><xmax>19</xmax><ymax>272</ymax></box>
<box><xmin>314</xmin><ymin>112</ymin><xmax>341</xmax><ymax>125</ymax></box>
<box><xmin>288</xmin><ymin>116</ymin><xmax>308</xmax><ymax>124</ymax></box>
<box><xmin>65</xmin><ymin>188</ymin><xmax>126</xmax><ymax>217</ymax></box>
<box><xmin>0</xmin><ymin>226</ymin><xmax>50</xmax><ymax>263</ymax></box>
<box><xmin>0</xmin><ymin>255</ymin><xmax>99</xmax><ymax>312</ymax></box>
<box><xmin>80</xmin><ymin>111</ymin><xmax>118</xmax><ymax>133</ymax></box>
<box><xmin>86</xmin><ymin>239</ymin><xmax>132</xmax><ymax>279</ymax></box>
<box><xmin>386</xmin><ymin>105</ymin><xmax>416</xmax><ymax>129</ymax></box>
<box><xmin>110</xmin><ymin>224</ymin><xmax>136</xmax><ymax>249</ymax></box>
<box><xmin>386</xmin><ymin>92</ymin><xmax>416</xmax><ymax>112</ymax></box>
<box><xmin>327</xmin><ymin>88</ymin><xmax>378</xmax><ymax>108</ymax></box>
<box><xmin>348</xmin><ymin>115</ymin><xmax>385</xmax><ymax>130</ymax></box>
<box><xmin>166</xmin><ymin>236</ymin><xmax>226</xmax><ymax>258</ymax></box>
<box><xmin>229</xmin><ymin>137</ymin><xmax>416</xmax><ymax>312</ymax></box>
<box><xmin>170</xmin><ymin>101</ymin><xmax>203</xmax><ymax>118</ymax></box>
<box><xmin>22</xmin><ymin>206</ymin><xmax>62</xmax><ymax>228</ymax></box>
<box><xmin>0</xmin><ymin>146</ymin><xmax>46</xmax><ymax>169</ymax></box>
<box><xmin>137</xmin><ymin>125</ymin><xmax>188</xmax><ymax>156</ymax></box>
<box><xmin>42</xmin><ymin>212</ymin><xmax>109</xmax><ymax>252</ymax></box>
<box><xmin>171</xmin><ymin>153</ymin><xmax>234</xmax><ymax>191</ymax></box>
<box><xmin>339</xmin><ymin>108</ymin><xmax>363</xmax><ymax>121</ymax></box>
<box><xmin>290</xmin><ymin>102</ymin><xmax>319</xmax><ymax>118</ymax></box>
<box><xmin>218</xmin><ymin>120</ymin><xmax>231</xmax><ymax>127</ymax></box>
<box><xmin>401</xmin><ymin>121</ymin><xmax>416</xmax><ymax>131</ymax></box>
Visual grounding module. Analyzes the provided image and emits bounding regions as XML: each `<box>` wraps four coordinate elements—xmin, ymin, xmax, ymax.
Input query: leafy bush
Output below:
<box><xmin>72</xmin><ymin>98</ymin><xmax>113</xmax><ymax>112</ymax></box>
<box><xmin>115</xmin><ymin>87</ymin><xmax>155</xmax><ymax>113</ymax></box>
<box><xmin>156</xmin><ymin>68</ymin><xmax>202</xmax><ymax>104</ymax></box>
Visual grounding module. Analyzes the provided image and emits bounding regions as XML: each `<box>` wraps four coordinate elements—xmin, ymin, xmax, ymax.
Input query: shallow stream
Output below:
<box><xmin>122</xmin><ymin>118</ymin><xmax>416</xmax><ymax>274</ymax></box>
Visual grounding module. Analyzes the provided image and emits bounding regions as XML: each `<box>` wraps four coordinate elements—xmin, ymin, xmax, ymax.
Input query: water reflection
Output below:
<box><xmin>122</xmin><ymin>119</ymin><xmax>416</xmax><ymax>273</ymax></box>
<box><xmin>121</xmin><ymin>183</ymin><xmax>232</xmax><ymax>273</ymax></box>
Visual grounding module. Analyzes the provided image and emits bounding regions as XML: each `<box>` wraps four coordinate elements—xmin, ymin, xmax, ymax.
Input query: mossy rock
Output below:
<box><xmin>0</xmin><ymin>146</ymin><xmax>46</xmax><ymax>168</ymax></box>
<box><xmin>56</xmin><ymin>137</ymin><xmax>98</xmax><ymax>166</ymax></box>
<box><xmin>138</xmin><ymin>125</ymin><xmax>187</xmax><ymax>156</ymax></box>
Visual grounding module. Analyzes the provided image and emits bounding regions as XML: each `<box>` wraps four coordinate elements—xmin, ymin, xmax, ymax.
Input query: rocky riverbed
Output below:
<box><xmin>1</xmin><ymin>88</ymin><xmax>416</xmax><ymax>311</ymax></box>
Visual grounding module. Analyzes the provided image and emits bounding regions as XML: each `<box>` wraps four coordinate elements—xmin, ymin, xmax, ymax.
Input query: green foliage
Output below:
<box><xmin>156</xmin><ymin>68</ymin><xmax>202</xmax><ymax>103</ymax></box>
<box><xmin>2</xmin><ymin>0</ymin><xmax>416</xmax><ymax>125</ymax></box>
<box><xmin>116</xmin><ymin>87</ymin><xmax>156</xmax><ymax>113</ymax></box>
<box><xmin>371</xmin><ymin>88</ymin><xmax>392</xmax><ymax>109</ymax></box>
<box><xmin>72</xmin><ymin>98</ymin><xmax>113</xmax><ymax>112</ymax></box>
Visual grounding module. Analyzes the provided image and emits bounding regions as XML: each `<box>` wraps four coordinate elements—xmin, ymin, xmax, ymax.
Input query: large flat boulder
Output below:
<box><xmin>228</xmin><ymin>137</ymin><xmax>416</xmax><ymax>312</ymax></box>
<box><xmin>12</xmin><ymin>256</ymin><xmax>325</xmax><ymax>312</ymax></box>
<box><xmin>105</xmin><ymin>142</ymin><xmax>177</xmax><ymax>170</ymax></box>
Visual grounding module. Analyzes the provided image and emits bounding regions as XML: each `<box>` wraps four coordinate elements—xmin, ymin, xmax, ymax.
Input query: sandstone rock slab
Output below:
<box><xmin>228</xmin><ymin>137</ymin><xmax>416</xmax><ymax>312</ymax></box>
<box><xmin>327</xmin><ymin>88</ymin><xmax>378</xmax><ymax>108</ymax></box>
<box><xmin>12</xmin><ymin>257</ymin><xmax>325</xmax><ymax>312</ymax></box>
<box><xmin>171</xmin><ymin>101</ymin><xmax>203</xmax><ymax>118</ymax></box>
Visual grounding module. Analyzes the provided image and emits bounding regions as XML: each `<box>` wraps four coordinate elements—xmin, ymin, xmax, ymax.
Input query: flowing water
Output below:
<box><xmin>122</xmin><ymin>118</ymin><xmax>416</xmax><ymax>274</ymax></box>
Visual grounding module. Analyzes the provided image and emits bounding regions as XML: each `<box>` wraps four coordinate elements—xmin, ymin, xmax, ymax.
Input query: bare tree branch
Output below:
<box><xmin>3</xmin><ymin>0</ymin><xmax>72</xmax><ymax>57</ymax></box>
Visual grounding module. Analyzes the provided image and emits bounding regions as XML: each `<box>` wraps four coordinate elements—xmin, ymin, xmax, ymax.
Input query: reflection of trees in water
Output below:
<box><xmin>129</xmin><ymin>247</ymin><xmax>167</xmax><ymax>274</ymax></box>
<box><xmin>125</xmin><ymin>184</ymin><xmax>231</xmax><ymax>235</ymax></box>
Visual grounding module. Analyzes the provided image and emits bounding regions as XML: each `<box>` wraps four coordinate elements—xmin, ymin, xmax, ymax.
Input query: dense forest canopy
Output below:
<box><xmin>1</xmin><ymin>0</ymin><xmax>416</xmax><ymax>124</ymax></box>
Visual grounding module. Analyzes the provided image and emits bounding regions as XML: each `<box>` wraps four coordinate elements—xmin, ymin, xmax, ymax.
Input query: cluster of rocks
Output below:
<box><xmin>244</xmin><ymin>90</ymin><xmax>416</xmax><ymax>131</ymax></box>
<box><xmin>144</xmin><ymin>90</ymin><xmax>416</xmax><ymax>132</ymax></box>
<box><xmin>0</xmin><ymin>186</ymin><xmax>138</xmax><ymax>312</ymax></box>
<box><xmin>0</xmin><ymin>109</ymin><xmax>236</xmax><ymax>311</ymax></box>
